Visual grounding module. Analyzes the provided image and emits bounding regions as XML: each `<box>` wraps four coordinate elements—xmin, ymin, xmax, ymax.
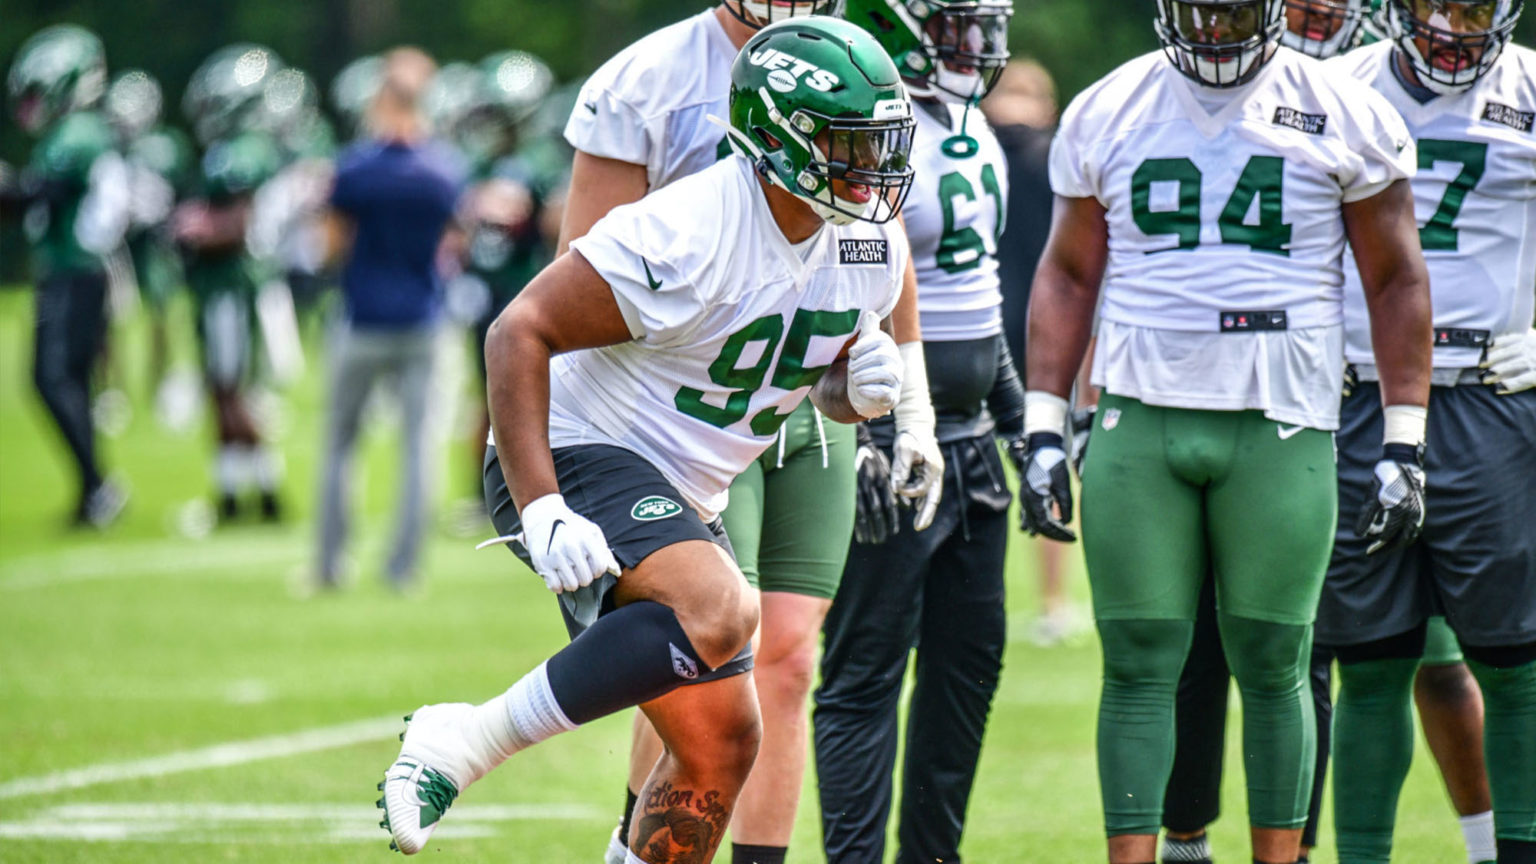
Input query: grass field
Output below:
<box><xmin>0</xmin><ymin>286</ymin><xmax>1466</xmax><ymax>862</ymax></box>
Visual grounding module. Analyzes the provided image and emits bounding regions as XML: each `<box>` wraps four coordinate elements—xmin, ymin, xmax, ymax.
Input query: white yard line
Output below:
<box><xmin>0</xmin><ymin>715</ymin><xmax>403</xmax><ymax>800</ymax></box>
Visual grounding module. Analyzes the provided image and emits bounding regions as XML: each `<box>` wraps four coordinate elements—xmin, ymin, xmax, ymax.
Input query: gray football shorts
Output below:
<box><xmin>1316</xmin><ymin>381</ymin><xmax>1536</xmax><ymax>649</ymax></box>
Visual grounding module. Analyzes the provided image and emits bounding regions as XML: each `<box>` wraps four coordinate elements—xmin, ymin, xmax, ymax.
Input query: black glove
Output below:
<box><xmin>1008</xmin><ymin>432</ymin><xmax>1077</xmax><ymax>542</ymax></box>
<box><xmin>1354</xmin><ymin>443</ymin><xmax>1426</xmax><ymax>555</ymax></box>
<box><xmin>1068</xmin><ymin>406</ymin><xmax>1096</xmax><ymax>478</ymax></box>
<box><xmin>853</xmin><ymin>423</ymin><xmax>900</xmax><ymax>545</ymax></box>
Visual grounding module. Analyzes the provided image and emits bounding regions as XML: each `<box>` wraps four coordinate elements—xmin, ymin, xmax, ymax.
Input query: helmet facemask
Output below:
<box><xmin>1388</xmin><ymin>0</ymin><xmax>1522</xmax><ymax>94</ymax></box>
<box><xmin>730</xmin><ymin>93</ymin><xmax>916</xmax><ymax>225</ymax></box>
<box><xmin>1156</xmin><ymin>0</ymin><xmax>1286</xmax><ymax>88</ymax></box>
<box><xmin>1280</xmin><ymin>0</ymin><xmax>1369</xmax><ymax>56</ymax></box>
<box><xmin>724</xmin><ymin>0</ymin><xmax>846</xmax><ymax>28</ymax></box>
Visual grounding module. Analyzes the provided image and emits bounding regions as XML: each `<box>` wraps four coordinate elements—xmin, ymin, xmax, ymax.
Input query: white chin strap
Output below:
<box><xmin>738</xmin><ymin>1</ymin><xmax>823</xmax><ymax>22</ymax></box>
<box><xmin>1401</xmin><ymin>40</ymin><xmax>1481</xmax><ymax>94</ymax></box>
<box><xmin>809</xmin><ymin>195</ymin><xmax>868</xmax><ymax>226</ymax></box>
<box><xmin>1279</xmin><ymin>23</ymin><xmax>1353</xmax><ymax>58</ymax></box>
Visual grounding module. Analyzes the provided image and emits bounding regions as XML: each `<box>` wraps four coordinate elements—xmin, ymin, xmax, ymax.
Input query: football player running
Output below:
<box><xmin>557</xmin><ymin>4</ymin><xmax>940</xmax><ymax>863</ymax></box>
<box><xmin>1318</xmin><ymin>2</ymin><xmax>1536</xmax><ymax>862</ymax></box>
<box><xmin>1156</xmin><ymin>4</ymin><xmax>1493</xmax><ymax>863</ymax></box>
<box><xmin>1019</xmin><ymin>1</ymin><xmax>1433</xmax><ymax>862</ymax></box>
<box><xmin>5</xmin><ymin>25</ymin><xmax>130</xmax><ymax>528</ymax></box>
<box><xmin>816</xmin><ymin>2</ymin><xmax>1020</xmax><ymax>863</ymax></box>
<box><xmin>378</xmin><ymin>19</ymin><xmax>919</xmax><ymax>864</ymax></box>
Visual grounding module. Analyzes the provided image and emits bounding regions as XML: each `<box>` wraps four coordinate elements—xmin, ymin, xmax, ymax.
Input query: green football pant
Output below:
<box><xmin>722</xmin><ymin>400</ymin><xmax>856</xmax><ymax>599</ymax></box>
<box><xmin>1332</xmin><ymin>657</ymin><xmax>1420</xmax><ymax>863</ymax></box>
<box><xmin>1082</xmin><ymin>394</ymin><xmax>1337</xmax><ymax>836</ymax></box>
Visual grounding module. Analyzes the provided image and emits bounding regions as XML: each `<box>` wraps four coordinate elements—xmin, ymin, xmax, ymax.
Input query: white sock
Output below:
<box><xmin>1460</xmin><ymin>810</ymin><xmax>1496</xmax><ymax>864</ymax></box>
<box><xmin>248</xmin><ymin>444</ymin><xmax>281</xmax><ymax>491</ymax></box>
<box><xmin>215</xmin><ymin>446</ymin><xmax>244</xmax><ymax>495</ymax></box>
<box><xmin>468</xmin><ymin>662</ymin><xmax>577</xmax><ymax>769</ymax></box>
<box><xmin>625</xmin><ymin>850</ymin><xmax>647</xmax><ymax>864</ymax></box>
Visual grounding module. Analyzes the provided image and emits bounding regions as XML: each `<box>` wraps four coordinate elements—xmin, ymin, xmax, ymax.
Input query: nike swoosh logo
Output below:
<box><xmin>1277</xmin><ymin>424</ymin><xmax>1306</xmax><ymax>440</ymax></box>
<box><xmin>546</xmin><ymin>519</ymin><xmax>565</xmax><ymax>554</ymax></box>
<box><xmin>583</xmin><ymin>101</ymin><xmax>598</xmax><ymax>115</ymax></box>
<box><xmin>642</xmin><ymin>259</ymin><xmax>662</xmax><ymax>291</ymax></box>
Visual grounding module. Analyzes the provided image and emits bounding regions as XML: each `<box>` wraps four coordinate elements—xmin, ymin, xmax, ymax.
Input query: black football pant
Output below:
<box><xmin>1163</xmin><ymin>574</ymin><xmax>1334</xmax><ymax>848</ymax></box>
<box><xmin>33</xmin><ymin>270</ymin><xmax>108</xmax><ymax>507</ymax></box>
<box><xmin>814</xmin><ymin>434</ymin><xmax>1009</xmax><ymax>864</ymax></box>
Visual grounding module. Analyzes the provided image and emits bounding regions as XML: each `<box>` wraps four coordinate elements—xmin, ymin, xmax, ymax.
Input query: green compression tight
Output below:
<box><xmin>1097</xmin><ymin>616</ymin><xmax>1315</xmax><ymax>835</ymax></box>
<box><xmin>1332</xmin><ymin>657</ymin><xmax>1420</xmax><ymax>863</ymax></box>
<box><xmin>1467</xmin><ymin>658</ymin><xmax>1536</xmax><ymax>843</ymax></box>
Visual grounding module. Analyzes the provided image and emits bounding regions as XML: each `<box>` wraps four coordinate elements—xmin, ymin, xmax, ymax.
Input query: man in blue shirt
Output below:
<box><xmin>319</xmin><ymin>46</ymin><xmax>463</xmax><ymax>590</ymax></box>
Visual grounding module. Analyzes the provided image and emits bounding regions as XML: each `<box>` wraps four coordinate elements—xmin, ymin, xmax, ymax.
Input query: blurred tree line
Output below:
<box><xmin>2</xmin><ymin>0</ymin><xmax>1531</xmax><ymax>278</ymax></box>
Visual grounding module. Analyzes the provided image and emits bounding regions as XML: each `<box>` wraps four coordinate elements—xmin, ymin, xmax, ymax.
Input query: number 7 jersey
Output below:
<box><xmin>1333</xmin><ymin>41</ymin><xmax>1536</xmax><ymax>373</ymax></box>
<box><xmin>551</xmin><ymin>155</ymin><xmax>906</xmax><ymax>520</ymax></box>
<box><xmin>1049</xmin><ymin>48</ymin><xmax>1415</xmax><ymax>428</ymax></box>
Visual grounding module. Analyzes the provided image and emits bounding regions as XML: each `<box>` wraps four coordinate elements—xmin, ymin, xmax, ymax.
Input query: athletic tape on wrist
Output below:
<box><xmin>1024</xmin><ymin>390</ymin><xmax>1069</xmax><ymax>437</ymax></box>
<box><xmin>1382</xmin><ymin>404</ymin><xmax>1427</xmax><ymax>448</ymax></box>
<box><xmin>894</xmin><ymin>341</ymin><xmax>935</xmax><ymax>434</ymax></box>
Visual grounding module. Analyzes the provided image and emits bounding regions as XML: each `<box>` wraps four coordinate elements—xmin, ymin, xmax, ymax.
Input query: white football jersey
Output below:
<box><xmin>1334</xmin><ymin>42</ymin><xmax>1536</xmax><ymax>372</ymax></box>
<box><xmin>903</xmin><ymin>101</ymin><xmax>1008</xmax><ymax>341</ymax></box>
<box><xmin>1051</xmin><ymin>48</ymin><xmax>1415</xmax><ymax>428</ymax></box>
<box><xmin>550</xmin><ymin>156</ymin><xmax>905</xmax><ymax>519</ymax></box>
<box><xmin>563</xmin><ymin>8</ymin><xmax>735</xmax><ymax>191</ymax></box>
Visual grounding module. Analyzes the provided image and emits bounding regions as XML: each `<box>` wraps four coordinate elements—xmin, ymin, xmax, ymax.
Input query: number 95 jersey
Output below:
<box><xmin>553</xmin><ymin>155</ymin><xmax>906</xmax><ymax>520</ymax></box>
<box><xmin>1049</xmin><ymin>48</ymin><xmax>1415</xmax><ymax>428</ymax></box>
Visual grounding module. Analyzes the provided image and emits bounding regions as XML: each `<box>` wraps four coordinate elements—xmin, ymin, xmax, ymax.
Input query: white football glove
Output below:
<box><xmin>890</xmin><ymin>428</ymin><xmax>944</xmax><ymax>531</ymax></box>
<box><xmin>846</xmin><ymin>310</ymin><xmax>903</xmax><ymax>418</ymax></box>
<box><xmin>1482</xmin><ymin>328</ymin><xmax>1536</xmax><ymax>395</ymax></box>
<box><xmin>518</xmin><ymin>493</ymin><xmax>620</xmax><ymax>594</ymax></box>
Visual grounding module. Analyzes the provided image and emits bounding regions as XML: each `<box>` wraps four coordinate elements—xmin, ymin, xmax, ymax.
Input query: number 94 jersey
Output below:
<box><xmin>903</xmin><ymin>101</ymin><xmax>1008</xmax><ymax>342</ymax></box>
<box><xmin>555</xmin><ymin>155</ymin><xmax>905</xmax><ymax>520</ymax></box>
<box><xmin>1334</xmin><ymin>42</ymin><xmax>1536</xmax><ymax>373</ymax></box>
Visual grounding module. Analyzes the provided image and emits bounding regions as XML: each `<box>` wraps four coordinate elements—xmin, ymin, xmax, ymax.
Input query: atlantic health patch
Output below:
<box><xmin>1272</xmin><ymin>107</ymin><xmax>1327</xmax><ymax>135</ymax></box>
<box><xmin>1482</xmin><ymin>102</ymin><xmax>1534</xmax><ymax>133</ymax></box>
<box><xmin>838</xmin><ymin>238</ymin><xmax>888</xmax><ymax>265</ymax></box>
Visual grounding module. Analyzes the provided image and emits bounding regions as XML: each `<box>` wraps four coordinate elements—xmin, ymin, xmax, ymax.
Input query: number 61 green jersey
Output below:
<box><xmin>1049</xmin><ymin>47</ymin><xmax>1415</xmax><ymax>430</ymax></box>
<box><xmin>543</xmin><ymin>154</ymin><xmax>906</xmax><ymax>520</ymax></box>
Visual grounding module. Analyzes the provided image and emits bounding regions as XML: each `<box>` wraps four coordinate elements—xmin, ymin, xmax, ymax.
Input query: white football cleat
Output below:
<box><xmin>377</xmin><ymin>704</ymin><xmax>492</xmax><ymax>854</ymax></box>
<box><xmin>604</xmin><ymin>823</ymin><xmax>628</xmax><ymax>864</ymax></box>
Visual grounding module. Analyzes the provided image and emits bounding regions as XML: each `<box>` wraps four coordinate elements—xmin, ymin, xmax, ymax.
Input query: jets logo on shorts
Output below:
<box><xmin>631</xmin><ymin>495</ymin><xmax>682</xmax><ymax>521</ymax></box>
<box><xmin>669</xmin><ymin>643</ymin><xmax>699</xmax><ymax>679</ymax></box>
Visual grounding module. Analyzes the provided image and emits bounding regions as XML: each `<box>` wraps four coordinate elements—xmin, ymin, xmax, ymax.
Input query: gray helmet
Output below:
<box><xmin>184</xmin><ymin>44</ymin><xmax>285</xmax><ymax>145</ymax></box>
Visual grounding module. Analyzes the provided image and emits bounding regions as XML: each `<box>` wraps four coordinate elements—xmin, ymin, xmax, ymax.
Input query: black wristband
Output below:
<box><xmin>1382</xmin><ymin>442</ymin><xmax>1424</xmax><ymax>466</ymax></box>
<box><xmin>1026</xmin><ymin>431</ymin><xmax>1064</xmax><ymax>450</ymax></box>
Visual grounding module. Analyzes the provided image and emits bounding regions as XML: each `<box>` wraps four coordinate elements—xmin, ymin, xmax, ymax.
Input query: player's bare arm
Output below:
<box><xmin>1024</xmin><ymin>194</ymin><xmax>1109</xmax><ymax>399</ymax></box>
<box><xmin>485</xmin><ymin>249</ymin><xmax>634</xmax><ymax>512</ymax></box>
<box><xmin>556</xmin><ymin>150</ymin><xmax>649</xmax><ymax>255</ymax></box>
<box><xmin>1342</xmin><ymin>178</ymin><xmax>1433</xmax><ymax>410</ymax></box>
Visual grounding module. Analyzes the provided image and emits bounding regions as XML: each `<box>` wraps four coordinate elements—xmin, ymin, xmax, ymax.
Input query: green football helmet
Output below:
<box><xmin>457</xmin><ymin>51</ymin><xmax>554</xmax><ymax>163</ymax></box>
<box><xmin>727</xmin><ymin>17</ymin><xmax>916</xmax><ymax>225</ymax></box>
<box><xmin>7</xmin><ymin>25</ymin><xmax>108</xmax><ymax>136</ymax></box>
<box><xmin>1386</xmin><ymin>0</ymin><xmax>1524</xmax><ymax>94</ymax></box>
<box><xmin>184</xmin><ymin>44</ymin><xmax>285</xmax><ymax>146</ymax></box>
<box><xmin>106</xmin><ymin>70</ymin><xmax>163</xmax><ymax>140</ymax></box>
<box><xmin>1280</xmin><ymin>0</ymin><xmax>1371</xmax><ymax>56</ymax></box>
<box><xmin>843</xmin><ymin>0</ymin><xmax>1013</xmax><ymax>104</ymax></box>
<box><xmin>724</xmin><ymin>1</ymin><xmax>848</xmax><ymax>29</ymax></box>
<box><xmin>330</xmin><ymin>55</ymin><xmax>382</xmax><ymax>137</ymax></box>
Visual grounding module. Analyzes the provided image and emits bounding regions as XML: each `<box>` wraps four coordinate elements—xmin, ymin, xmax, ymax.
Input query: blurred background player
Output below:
<box><xmin>1155</xmin><ymin>5</ymin><xmax>1494</xmax><ymax>864</ymax></box>
<box><xmin>817</xmin><ymin>2</ymin><xmax>1018</xmax><ymax>863</ymax></box>
<box><xmin>981</xmin><ymin>57</ymin><xmax>1084</xmax><ymax>646</ymax></box>
<box><xmin>1017</xmin><ymin>1</ymin><xmax>1433</xmax><ymax>862</ymax></box>
<box><xmin>104</xmin><ymin>69</ymin><xmax>195</xmax><ymax>417</ymax></box>
<box><xmin>1319</xmin><ymin>1</ymin><xmax>1536</xmax><ymax>862</ymax></box>
<box><xmin>173</xmin><ymin>43</ymin><xmax>286</xmax><ymax>523</ymax></box>
<box><xmin>315</xmin><ymin>46</ymin><xmax>464</xmax><ymax>591</ymax></box>
<box><xmin>552</xmin><ymin>5</ymin><xmax>936</xmax><ymax>864</ymax></box>
<box><xmin>6</xmin><ymin>24</ymin><xmax>130</xmax><ymax>528</ymax></box>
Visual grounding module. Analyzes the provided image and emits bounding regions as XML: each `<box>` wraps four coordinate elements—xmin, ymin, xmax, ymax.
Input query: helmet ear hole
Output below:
<box><xmin>755</xmin><ymin>128</ymin><xmax>783</xmax><ymax>151</ymax></box>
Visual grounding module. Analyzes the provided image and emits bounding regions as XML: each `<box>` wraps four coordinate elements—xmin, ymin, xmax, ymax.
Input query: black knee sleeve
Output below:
<box><xmin>1331</xmin><ymin>621</ymin><xmax>1428</xmax><ymax>666</ymax></box>
<box><xmin>545</xmin><ymin>600</ymin><xmax>749</xmax><ymax>725</ymax></box>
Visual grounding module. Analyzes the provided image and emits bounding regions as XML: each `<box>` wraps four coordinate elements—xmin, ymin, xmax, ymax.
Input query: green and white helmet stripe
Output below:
<box><xmin>727</xmin><ymin>17</ymin><xmax>916</xmax><ymax>225</ymax></box>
